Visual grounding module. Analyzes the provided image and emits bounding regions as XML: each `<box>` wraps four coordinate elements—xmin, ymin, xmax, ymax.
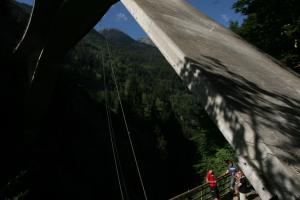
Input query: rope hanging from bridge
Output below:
<box><xmin>101</xmin><ymin>50</ymin><xmax>127</xmax><ymax>200</ymax></box>
<box><xmin>103</xmin><ymin>39</ymin><xmax>149</xmax><ymax>200</ymax></box>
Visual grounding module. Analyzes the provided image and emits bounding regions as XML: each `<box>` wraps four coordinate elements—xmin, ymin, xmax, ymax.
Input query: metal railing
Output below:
<box><xmin>169</xmin><ymin>173</ymin><xmax>231</xmax><ymax>200</ymax></box>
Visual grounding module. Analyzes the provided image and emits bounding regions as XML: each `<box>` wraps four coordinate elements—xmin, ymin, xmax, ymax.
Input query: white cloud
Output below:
<box><xmin>116</xmin><ymin>13</ymin><xmax>128</xmax><ymax>21</ymax></box>
<box><xmin>221</xmin><ymin>14</ymin><xmax>230</xmax><ymax>23</ymax></box>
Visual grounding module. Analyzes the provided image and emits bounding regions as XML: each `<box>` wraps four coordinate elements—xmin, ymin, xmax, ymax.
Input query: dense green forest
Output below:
<box><xmin>230</xmin><ymin>0</ymin><xmax>300</xmax><ymax>71</ymax></box>
<box><xmin>0</xmin><ymin>1</ymin><xmax>233</xmax><ymax>200</ymax></box>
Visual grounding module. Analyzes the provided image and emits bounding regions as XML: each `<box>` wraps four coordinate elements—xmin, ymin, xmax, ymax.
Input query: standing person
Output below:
<box><xmin>237</xmin><ymin>171</ymin><xmax>248</xmax><ymax>200</ymax></box>
<box><xmin>225</xmin><ymin>160</ymin><xmax>238</xmax><ymax>191</ymax></box>
<box><xmin>205</xmin><ymin>170</ymin><xmax>220</xmax><ymax>200</ymax></box>
<box><xmin>234</xmin><ymin>170</ymin><xmax>242</xmax><ymax>194</ymax></box>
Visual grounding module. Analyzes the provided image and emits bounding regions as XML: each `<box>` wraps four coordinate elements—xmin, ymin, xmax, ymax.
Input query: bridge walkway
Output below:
<box><xmin>169</xmin><ymin>174</ymin><xmax>260</xmax><ymax>200</ymax></box>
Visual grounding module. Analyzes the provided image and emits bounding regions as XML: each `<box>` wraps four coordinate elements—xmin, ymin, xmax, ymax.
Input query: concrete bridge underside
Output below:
<box><xmin>15</xmin><ymin>0</ymin><xmax>300</xmax><ymax>199</ymax></box>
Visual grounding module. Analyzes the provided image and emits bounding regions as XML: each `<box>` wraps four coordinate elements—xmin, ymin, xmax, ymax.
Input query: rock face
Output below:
<box><xmin>121</xmin><ymin>0</ymin><xmax>300</xmax><ymax>199</ymax></box>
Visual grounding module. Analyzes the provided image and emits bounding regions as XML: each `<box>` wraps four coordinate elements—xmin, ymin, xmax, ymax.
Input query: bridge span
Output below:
<box><xmin>15</xmin><ymin>0</ymin><xmax>300</xmax><ymax>199</ymax></box>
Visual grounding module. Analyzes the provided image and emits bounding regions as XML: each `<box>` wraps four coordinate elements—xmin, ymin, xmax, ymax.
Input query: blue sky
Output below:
<box><xmin>17</xmin><ymin>0</ymin><xmax>244</xmax><ymax>39</ymax></box>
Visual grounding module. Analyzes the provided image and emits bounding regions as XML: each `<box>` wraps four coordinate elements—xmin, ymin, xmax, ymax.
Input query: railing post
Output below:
<box><xmin>168</xmin><ymin>174</ymin><xmax>232</xmax><ymax>200</ymax></box>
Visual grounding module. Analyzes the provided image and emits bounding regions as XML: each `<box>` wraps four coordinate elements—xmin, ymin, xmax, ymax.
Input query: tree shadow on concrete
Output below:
<box><xmin>247</xmin><ymin>193</ymin><xmax>260</xmax><ymax>200</ymax></box>
<box><xmin>179</xmin><ymin>56</ymin><xmax>300</xmax><ymax>199</ymax></box>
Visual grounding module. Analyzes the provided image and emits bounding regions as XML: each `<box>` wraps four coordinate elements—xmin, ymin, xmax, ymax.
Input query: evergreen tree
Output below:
<box><xmin>230</xmin><ymin>0</ymin><xmax>300</xmax><ymax>70</ymax></box>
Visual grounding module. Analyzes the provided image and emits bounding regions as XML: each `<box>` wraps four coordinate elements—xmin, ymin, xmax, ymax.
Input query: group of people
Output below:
<box><xmin>205</xmin><ymin>160</ymin><xmax>249</xmax><ymax>200</ymax></box>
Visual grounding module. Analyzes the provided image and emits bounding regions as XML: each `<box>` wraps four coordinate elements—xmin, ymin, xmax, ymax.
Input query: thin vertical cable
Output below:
<box><xmin>105</xmin><ymin>40</ymin><xmax>148</xmax><ymax>200</ymax></box>
<box><xmin>101</xmin><ymin>52</ymin><xmax>125</xmax><ymax>200</ymax></box>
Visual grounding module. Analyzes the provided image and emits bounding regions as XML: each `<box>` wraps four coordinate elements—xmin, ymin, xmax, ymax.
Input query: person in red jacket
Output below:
<box><xmin>205</xmin><ymin>170</ymin><xmax>220</xmax><ymax>200</ymax></box>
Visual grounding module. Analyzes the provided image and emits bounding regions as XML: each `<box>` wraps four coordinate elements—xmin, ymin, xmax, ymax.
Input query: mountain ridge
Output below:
<box><xmin>138</xmin><ymin>37</ymin><xmax>155</xmax><ymax>47</ymax></box>
<box><xmin>98</xmin><ymin>28</ymin><xmax>135</xmax><ymax>45</ymax></box>
<box><xmin>97</xmin><ymin>28</ymin><xmax>156</xmax><ymax>48</ymax></box>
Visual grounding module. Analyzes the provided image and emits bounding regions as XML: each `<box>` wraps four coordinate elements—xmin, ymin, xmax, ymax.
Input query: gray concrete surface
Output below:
<box><xmin>121</xmin><ymin>0</ymin><xmax>300</xmax><ymax>199</ymax></box>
